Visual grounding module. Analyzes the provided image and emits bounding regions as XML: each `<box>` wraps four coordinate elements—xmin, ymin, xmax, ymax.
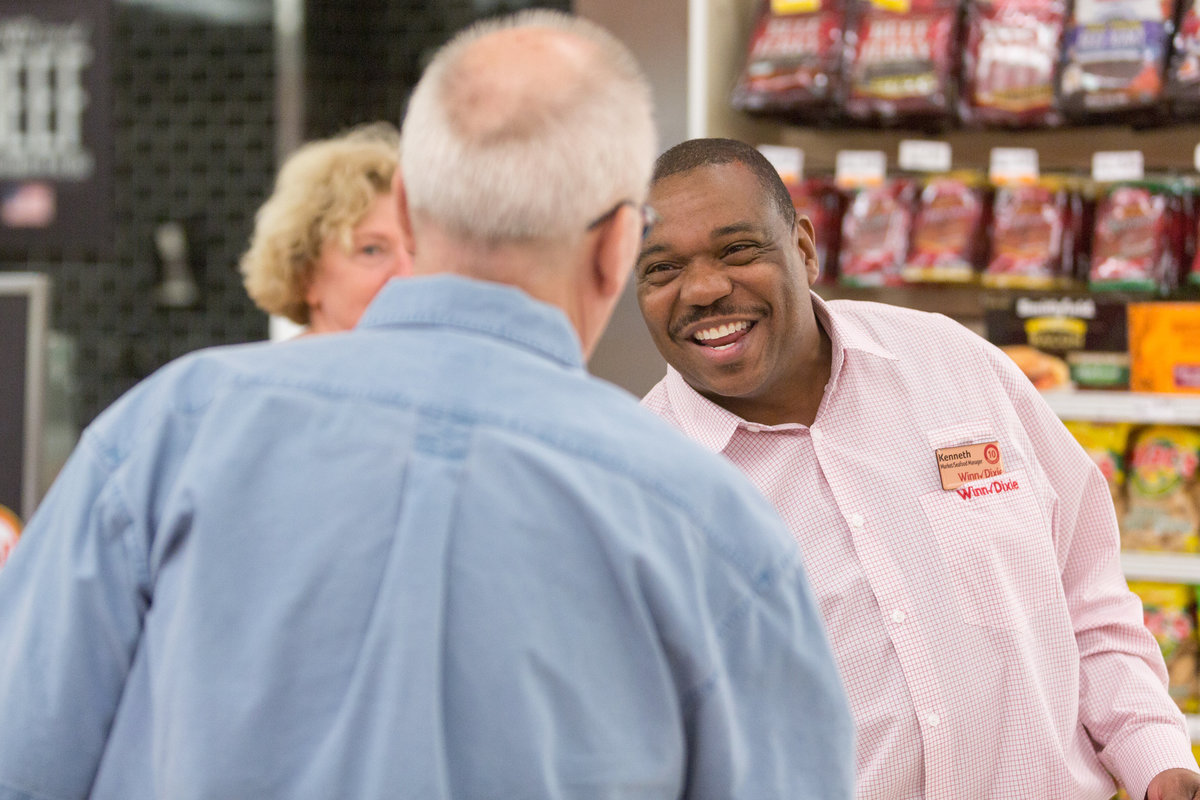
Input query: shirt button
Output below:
<box><xmin>925</xmin><ymin>712</ymin><xmax>940</xmax><ymax>727</ymax></box>
<box><xmin>848</xmin><ymin>513</ymin><xmax>864</xmax><ymax>530</ymax></box>
<box><xmin>891</xmin><ymin>609</ymin><xmax>907</xmax><ymax>624</ymax></box>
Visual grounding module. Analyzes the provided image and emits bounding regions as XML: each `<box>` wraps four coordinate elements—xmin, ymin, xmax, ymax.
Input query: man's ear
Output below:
<box><xmin>796</xmin><ymin>215</ymin><xmax>820</xmax><ymax>286</ymax></box>
<box><xmin>393</xmin><ymin>171</ymin><xmax>415</xmax><ymax>252</ymax></box>
<box><xmin>592</xmin><ymin>203</ymin><xmax>638</xmax><ymax>301</ymax></box>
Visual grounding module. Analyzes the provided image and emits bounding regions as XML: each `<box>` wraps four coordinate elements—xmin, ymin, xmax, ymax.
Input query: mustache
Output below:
<box><xmin>670</xmin><ymin>302</ymin><xmax>765</xmax><ymax>338</ymax></box>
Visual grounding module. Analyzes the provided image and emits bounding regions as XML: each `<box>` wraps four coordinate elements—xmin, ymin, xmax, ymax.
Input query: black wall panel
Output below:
<box><xmin>12</xmin><ymin>0</ymin><xmax>569</xmax><ymax>431</ymax></box>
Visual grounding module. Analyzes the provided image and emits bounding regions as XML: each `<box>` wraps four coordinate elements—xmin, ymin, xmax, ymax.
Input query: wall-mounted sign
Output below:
<box><xmin>0</xmin><ymin>0</ymin><xmax>112</xmax><ymax>258</ymax></box>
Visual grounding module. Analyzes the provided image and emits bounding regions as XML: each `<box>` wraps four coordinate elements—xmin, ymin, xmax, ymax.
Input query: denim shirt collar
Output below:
<box><xmin>358</xmin><ymin>275</ymin><xmax>585</xmax><ymax>369</ymax></box>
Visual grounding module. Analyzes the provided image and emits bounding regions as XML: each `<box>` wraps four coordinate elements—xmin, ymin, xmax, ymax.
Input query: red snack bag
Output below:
<box><xmin>732</xmin><ymin>0</ymin><xmax>847</xmax><ymax>118</ymax></box>
<box><xmin>983</xmin><ymin>178</ymin><xmax>1073</xmax><ymax>289</ymax></box>
<box><xmin>1169</xmin><ymin>0</ymin><xmax>1200</xmax><ymax>115</ymax></box>
<box><xmin>1060</xmin><ymin>0</ymin><xmax>1176</xmax><ymax>121</ymax></box>
<box><xmin>903</xmin><ymin>173</ymin><xmax>988</xmax><ymax>283</ymax></box>
<box><xmin>842</xmin><ymin>0</ymin><xmax>960</xmax><ymax>125</ymax></box>
<box><xmin>1188</xmin><ymin>187</ymin><xmax>1200</xmax><ymax>288</ymax></box>
<box><xmin>1089</xmin><ymin>182</ymin><xmax>1179</xmax><ymax>292</ymax></box>
<box><xmin>838</xmin><ymin>178</ymin><xmax>916</xmax><ymax>287</ymax></box>
<box><xmin>959</xmin><ymin>0</ymin><xmax>1067</xmax><ymax>128</ymax></box>
<box><xmin>791</xmin><ymin>176</ymin><xmax>842</xmax><ymax>283</ymax></box>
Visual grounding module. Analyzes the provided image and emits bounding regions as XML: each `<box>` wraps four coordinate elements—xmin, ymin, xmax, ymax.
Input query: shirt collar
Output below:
<box><xmin>662</xmin><ymin>291</ymin><xmax>898</xmax><ymax>452</ymax></box>
<box><xmin>358</xmin><ymin>275</ymin><xmax>584</xmax><ymax>369</ymax></box>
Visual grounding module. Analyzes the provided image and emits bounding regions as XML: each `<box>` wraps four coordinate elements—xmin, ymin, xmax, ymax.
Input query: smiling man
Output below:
<box><xmin>635</xmin><ymin>137</ymin><xmax>1200</xmax><ymax>800</ymax></box>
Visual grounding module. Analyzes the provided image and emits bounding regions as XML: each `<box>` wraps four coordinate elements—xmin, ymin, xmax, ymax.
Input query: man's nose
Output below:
<box><xmin>678</xmin><ymin>260</ymin><xmax>733</xmax><ymax>307</ymax></box>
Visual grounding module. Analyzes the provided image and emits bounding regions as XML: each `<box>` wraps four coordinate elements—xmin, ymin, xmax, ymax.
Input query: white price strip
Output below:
<box><xmin>758</xmin><ymin>144</ymin><xmax>804</xmax><ymax>185</ymax></box>
<box><xmin>1092</xmin><ymin>150</ymin><xmax>1144</xmax><ymax>183</ymax></box>
<box><xmin>898</xmin><ymin>139</ymin><xmax>952</xmax><ymax>173</ymax></box>
<box><xmin>835</xmin><ymin>150</ymin><xmax>887</xmax><ymax>189</ymax></box>
<box><xmin>1194</xmin><ymin>142</ymin><xmax>1200</xmax><ymax>173</ymax></box>
<box><xmin>989</xmin><ymin>147</ymin><xmax>1039</xmax><ymax>186</ymax></box>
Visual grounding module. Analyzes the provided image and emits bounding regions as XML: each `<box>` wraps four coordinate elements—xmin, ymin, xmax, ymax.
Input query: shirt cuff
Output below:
<box><xmin>1106</xmin><ymin>722</ymin><xmax>1198</xmax><ymax>800</ymax></box>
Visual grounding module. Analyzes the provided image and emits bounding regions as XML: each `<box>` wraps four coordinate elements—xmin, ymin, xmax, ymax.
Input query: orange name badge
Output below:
<box><xmin>935</xmin><ymin>440</ymin><xmax>1004</xmax><ymax>491</ymax></box>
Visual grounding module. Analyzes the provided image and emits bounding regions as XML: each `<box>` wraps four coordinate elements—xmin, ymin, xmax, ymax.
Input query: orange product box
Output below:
<box><xmin>1129</xmin><ymin>303</ymin><xmax>1200</xmax><ymax>394</ymax></box>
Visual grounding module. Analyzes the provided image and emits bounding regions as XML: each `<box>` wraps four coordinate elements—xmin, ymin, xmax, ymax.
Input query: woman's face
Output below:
<box><xmin>305</xmin><ymin>192</ymin><xmax>410</xmax><ymax>334</ymax></box>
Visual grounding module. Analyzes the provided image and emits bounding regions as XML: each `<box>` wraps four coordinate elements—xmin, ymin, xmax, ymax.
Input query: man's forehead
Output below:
<box><xmin>649</xmin><ymin>163</ymin><xmax>780</xmax><ymax>232</ymax></box>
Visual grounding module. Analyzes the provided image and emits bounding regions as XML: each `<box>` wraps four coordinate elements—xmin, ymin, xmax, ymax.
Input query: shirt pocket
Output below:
<box><xmin>918</xmin><ymin>467</ymin><xmax>1059</xmax><ymax>632</ymax></box>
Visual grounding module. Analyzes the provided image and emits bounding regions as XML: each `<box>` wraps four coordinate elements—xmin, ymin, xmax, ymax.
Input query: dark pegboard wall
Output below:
<box><xmin>18</xmin><ymin>0</ymin><xmax>573</xmax><ymax>431</ymax></box>
<box><xmin>24</xmin><ymin>3</ymin><xmax>275</xmax><ymax>428</ymax></box>
<box><xmin>304</xmin><ymin>0</ymin><xmax>571</xmax><ymax>139</ymax></box>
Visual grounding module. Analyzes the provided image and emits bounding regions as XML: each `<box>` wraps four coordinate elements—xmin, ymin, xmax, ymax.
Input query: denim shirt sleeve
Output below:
<box><xmin>0</xmin><ymin>432</ymin><xmax>148</xmax><ymax>800</ymax></box>
<box><xmin>682</xmin><ymin>548</ymin><xmax>855</xmax><ymax>799</ymax></box>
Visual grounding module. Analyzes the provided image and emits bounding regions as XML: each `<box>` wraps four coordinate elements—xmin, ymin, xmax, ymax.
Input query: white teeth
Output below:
<box><xmin>694</xmin><ymin>321</ymin><xmax>750</xmax><ymax>342</ymax></box>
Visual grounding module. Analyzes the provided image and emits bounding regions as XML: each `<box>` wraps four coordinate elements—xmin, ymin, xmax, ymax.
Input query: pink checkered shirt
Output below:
<box><xmin>643</xmin><ymin>293</ymin><xmax>1197</xmax><ymax>800</ymax></box>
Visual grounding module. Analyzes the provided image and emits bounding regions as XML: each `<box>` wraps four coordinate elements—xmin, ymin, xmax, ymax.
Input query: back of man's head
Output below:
<box><xmin>400</xmin><ymin>10</ymin><xmax>657</xmax><ymax>244</ymax></box>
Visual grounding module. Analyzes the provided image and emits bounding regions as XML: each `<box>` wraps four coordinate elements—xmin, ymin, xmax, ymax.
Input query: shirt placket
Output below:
<box><xmin>810</xmin><ymin>423</ymin><xmax>954</xmax><ymax>800</ymax></box>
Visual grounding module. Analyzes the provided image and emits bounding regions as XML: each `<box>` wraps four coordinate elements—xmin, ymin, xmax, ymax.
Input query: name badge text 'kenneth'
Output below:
<box><xmin>935</xmin><ymin>440</ymin><xmax>1004</xmax><ymax>491</ymax></box>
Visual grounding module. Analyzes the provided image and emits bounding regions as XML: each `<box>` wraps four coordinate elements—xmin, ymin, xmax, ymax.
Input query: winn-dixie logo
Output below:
<box><xmin>937</xmin><ymin>443</ymin><xmax>1003</xmax><ymax>486</ymax></box>
<box><xmin>956</xmin><ymin>478</ymin><xmax>1020</xmax><ymax>500</ymax></box>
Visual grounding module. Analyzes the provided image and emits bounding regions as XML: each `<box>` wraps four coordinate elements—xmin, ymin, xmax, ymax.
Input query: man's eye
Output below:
<box><xmin>722</xmin><ymin>243</ymin><xmax>759</xmax><ymax>263</ymax></box>
<box><xmin>360</xmin><ymin>244</ymin><xmax>387</xmax><ymax>256</ymax></box>
<box><xmin>641</xmin><ymin>262</ymin><xmax>677</xmax><ymax>280</ymax></box>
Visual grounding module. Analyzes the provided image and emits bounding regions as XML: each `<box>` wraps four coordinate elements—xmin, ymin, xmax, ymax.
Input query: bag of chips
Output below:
<box><xmin>841</xmin><ymin>0</ymin><xmax>960</xmax><ymax>126</ymax></box>
<box><xmin>837</xmin><ymin>178</ymin><xmax>916</xmax><ymax>287</ymax></box>
<box><xmin>732</xmin><ymin>0</ymin><xmax>848</xmax><ymax>120</ymax></box>
<box><xmin>1123</xmin><ymin>425</ymin><xmax>1200</xmax><ymax>553</ymax></box>
<box><xmin>1168</xmin><ymin>0</ymin><xmax>1200</xmax><ymax>116</ymax></box>
<box><xmin>1089</xmin><ymin>181</ymin><xmax>1184</xmax><ymax>293</ymax></box>
<box><xmin>903</xmin><ymin>172</ymin><xmax>988</xmax><ymax>283</ymax></box>
<box><xmin>959</xmin><ymin>0</ymin><xmax>1068</xmax><ymax>128</ymax></box>
<box><xmin>983</xmin><ymin>178</ymin><xmax>1075</xmax><ymax>289</ymax></box>
<box><xmin>1128</xmin><ymin>580</ymin><xmax>1200</xmax><ymax>712</ymax></box>
<box><xmin>1064</xmin><ymin>420</ymin><xmax>1134</xmax><ymax>517</ymax></box>
<box><xmin>1060</xmin><ymin>0</ymin><xmax>1176</xmax><ymax>123</ymax></box>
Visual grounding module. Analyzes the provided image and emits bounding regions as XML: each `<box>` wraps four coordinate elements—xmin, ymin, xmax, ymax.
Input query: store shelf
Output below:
<box><xmin>1121</xmin><ymin>551</ymin><xmax>1200</xmax><ymax>583</ymax></box>
<box><xmin>1044</xmin><ymin>390</ymin><xmax>1200</xmax><ymax>425</ymax></box>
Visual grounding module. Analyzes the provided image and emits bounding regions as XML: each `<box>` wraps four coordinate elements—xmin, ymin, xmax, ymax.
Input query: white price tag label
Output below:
<box><xmin>898</xmin><ymin>139</ymin><xmax>951</xmax><ymax>173</ymax></box>
<box><xmin>1193</xmin><ymin>142</ymin><xmax>1200</xmax><ymax>173</ymax></box>
<box><xmin>989</xmin><ymin>147</ymin><xmax>1039</xmax><ymax>186</ymax></box>
<box><xmin>835</xmin><ymin>150</ymin><xmax>887</xmax><ymax>189</ymax></box>
<box><xmin>757</xmin><ymin>144</ymin><xmax>805</xmax><ymax>185</ymax></box>
<box><xmin>1092</xmin><ymin>150</ymin><xmax>1144</xmax><ymax>183</ymax></box>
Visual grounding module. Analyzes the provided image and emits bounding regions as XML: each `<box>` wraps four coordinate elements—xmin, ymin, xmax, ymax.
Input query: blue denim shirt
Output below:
<box><xmin>0</xmin><ymin>276</ymin><xmax>853</xmax><ymax>799</ymax></box>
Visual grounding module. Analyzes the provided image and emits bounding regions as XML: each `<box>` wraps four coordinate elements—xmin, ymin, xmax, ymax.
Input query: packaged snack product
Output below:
<box><xmin>1127</xmin><ymin>580</ymin><xmax>1200</xmax><ymax>712</ymax></box>
<box><xmin>983</xmin><ymin>179</ymin><xmax>1074</xmax><ymax>289</ymax></box>
<box><xmin>1060</xmin><ymin>0</ymin><xmax>1176</xmax><ymax>122</ymax></box>
<box><xmin>1168</xmin><ymin>0</ymin><xmax>1200</xmax><ymax>116</ymax></box>
<box><xmin>1063</xmin><ymin>420</ymin><xmax>1134</xmax><ymax>516</ymax></box>
<box><xmin>1128</xmin><ymin>302</ymin><xmax>1200</xmax><ymax>393</ymax></box>
<box><xmin>837</xmin><ymin>178</ymin><xmax>915</xmax><ymax>287</ymax></box>
<box><xmin>791</xmin><ymin>176</ymin><xmax>842</xmax><ymax>283</ymax></box>
<box><xmin>903</xmin><ymin>172</ymin><xmax>988</xmax><ymax>283</ymax></box>
<box><xmin>1089</xmin><ymin>182</ymin><xmax>1183</xmax><ymax>293</ymax></box>
<box><xmin>1122</xmin><ymin>425</ymin><xmax>1200</xmax><ymax>553</ymax></box>
<box><xmin>732</xmin><ymin>0</ymin><xmax>848</xmax><ymax>119</ymax></box>
<box><xmin>999</xmin><ymin>344</ymin><xmax>1072</xmax><ymax>390</ymax></box>
<box><xmin>959</xmin><ymin>0</ymin><xmax>1068</xmax><ymax>128</ymax></box>
<box><xmin>841</xmin><ymin>0</ymin><xmax>960</xmax><ymax>125</ymax></box>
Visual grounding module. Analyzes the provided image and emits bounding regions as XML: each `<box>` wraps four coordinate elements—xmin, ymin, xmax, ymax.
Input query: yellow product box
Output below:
<box><xmin>1129</xmin><ymin>303</ymin><xmax>1200</xmax><ymax>394</ymax></box>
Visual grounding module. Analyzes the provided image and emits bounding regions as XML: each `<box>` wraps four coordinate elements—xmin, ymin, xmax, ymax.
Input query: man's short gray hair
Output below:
<box><xmin>400</xmin><ymin>10</ymin><xmax>657</xmax><ymax>242</ymax></box>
